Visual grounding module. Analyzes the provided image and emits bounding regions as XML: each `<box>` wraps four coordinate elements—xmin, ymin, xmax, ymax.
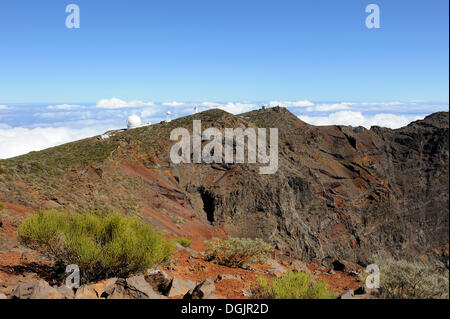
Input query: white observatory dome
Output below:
<box><xmin>127</xmin><ymin>114</ymin><xmax>142</xmax><ymax>129</ymax></box>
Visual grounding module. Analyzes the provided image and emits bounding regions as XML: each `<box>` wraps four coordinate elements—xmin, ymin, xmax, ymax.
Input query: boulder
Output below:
<box><xmin>75</xmin><ymin>286</ymin><xmax>100</xmax><ymax>299</ymax></box>
<box><xmin>166</xmin><ymin>277</ymin><xmax>197</xmax><ymax>297</ymax></box>
<box><xmin>56</xmin><ymin>285</ymin><xmax>75</xmax><ymax>299</ymax></box>
<box><xmin>11</xmin><ymin>280</ymin><xmax>62</xmax><ymax>299</ymax></box>
<box><xmin>127</xmin><ymin>275</ymin><xmax>164</xmax><ymax>298</ymax></box>
<box><xmin>184</xmin><ymin>278</ymin><xmax>216</xmax><ymax>299</ymax></box>
<box><xmin>75</xmin><ymin>278</ymin><xmax>117</xmax><ymax>299</ymax></box>
<box><xmin>108</xmin><ymin>276</ymin><xmax>166</xmax><ymax>299</ymax></box>
<box><xmin>338</xmin><ymin>289</ymin><xmax>354</xmax><ymax>299</ymax></box>
<box><xmin>145</xmin><ymin>268</ymin><xmax>172</xmax><ymax>294</ymax></box>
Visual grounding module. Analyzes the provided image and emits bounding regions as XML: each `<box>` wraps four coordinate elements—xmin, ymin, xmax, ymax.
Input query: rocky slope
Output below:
<box><xmin>0</xmin><ymin>107</ymin><xmax>448</xmax><ymax>268</ymax></box>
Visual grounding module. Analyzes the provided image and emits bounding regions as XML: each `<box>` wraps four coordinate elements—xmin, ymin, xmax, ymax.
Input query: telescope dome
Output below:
<box><xmin>127</xmin><ymin>114</ymin><xmax>142</xmax><ymax>129</ymax></box>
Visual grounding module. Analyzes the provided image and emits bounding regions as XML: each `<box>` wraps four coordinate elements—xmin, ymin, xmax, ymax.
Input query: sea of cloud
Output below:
<box><xmin>0</xmin><ymin>98</ymin><xmax>447</xmax><ymax>159</ymax></box>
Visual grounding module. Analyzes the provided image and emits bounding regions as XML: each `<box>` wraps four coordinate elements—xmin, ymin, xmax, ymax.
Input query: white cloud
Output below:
<box><xmin>299</xmin><ymin>111</ymin><xmax>423</xmax><ymax>129</ymax></box>
<box><xmin>201</xmin><ymin>101</ymin><xmax>222</xmax><ymax>107</ymax></box>
<box><xmin>0</xmin><ymin>105</ymin><xmax>8</xmax><ymax>110</ymax></box>
<box><xmin>314</xmin><ymin>103</ymin><xmax>350</xmax><ymax>112</ymax></box>
<box><xmin>217</xmin><ymin>102</ymin><xmax>258</xmax><ymax>114</ymax></box>
<box><xmin>96</xmin><ymin>98</ymin><xmax>154</xmax><ymax>109</ymax></box>
<box><xmin>34</xmin><ymin>110</ymin><xmax>95</xmax><ymax>120</ymax></box>
<box><xmin>359</xmin><ymin>101</ymin><xmax>403</xmax><ymax>106</ymax></box>
<box><xmin>380</xmin><ymin>102</ymin><xmax>403</xmax><ymax>106</ymax></box>
<box><xmin>162</xmin><ymin>101</ymin><xmax>185</xmax><ymax>107</ymax></box>
<box><xmin>140</xmin><ymin>107</ymin><xmax>161</xmax><ymax>118</ymax></box>
<box><xmin>199</xmin><ymin>102</ymin><xmax>258</xmax><ymax>114</ymax></box>
<box><xmin>47</xmin><ymin>104</ymin><xmax>83</xmax><ymax>110</ymax></box>
<box><xmin>269</xmin><ymin>100</ymin><xmax>314</xmax><ymax>107</ymax></box>
<box><xmin>0</xmin><ymin>126</ymin><xmax>105</xmax><ymax>159</ymax></box>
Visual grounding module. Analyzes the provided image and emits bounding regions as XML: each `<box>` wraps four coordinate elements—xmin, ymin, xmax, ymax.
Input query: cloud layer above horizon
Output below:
<box><xmin>0</xmin><ymin>98</ymin><xmax>448</xmax><ymax>159</ymax></box>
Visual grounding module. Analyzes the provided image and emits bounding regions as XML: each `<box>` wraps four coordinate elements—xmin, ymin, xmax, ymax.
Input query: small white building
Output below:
<box><xmin>99</xmin><ymin>134</ymin><xmax>110</xmax><ymax>140</ymax></box>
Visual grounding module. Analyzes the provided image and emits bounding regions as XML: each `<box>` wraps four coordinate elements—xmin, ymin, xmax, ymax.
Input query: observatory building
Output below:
<box><xmin>127</xmin><ymin>114</ymin><xmax>142</xmax><ymax>130</ymax></box>
<box><xmin>98</xmin><ymin>114</ymin><xmax>149</xmax><ymax>140</ymax></box>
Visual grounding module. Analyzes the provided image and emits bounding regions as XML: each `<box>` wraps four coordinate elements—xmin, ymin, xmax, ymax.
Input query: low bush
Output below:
<box><xmin>18</xmin><ymin>210</ymin><xmax>175</xmax><ymax>283</ymax></box>
<box><xmin>252</xmin><ymin>271</ymin><xmax>336</xmax><ymax>299</ymax></box>
<box><xmin>375</xmin><ymin>258</ymin><xmax>449</xmax><ymax>299</ymax></box>
<box><xmin>205</xmin><ymin>237</ymin><xmax>273</xmax><ymax>268</ymax></box>
<box><xmin>171</xmin><ymin>237</ymin><xmax>192</xmax><ymax>247</ymax></box>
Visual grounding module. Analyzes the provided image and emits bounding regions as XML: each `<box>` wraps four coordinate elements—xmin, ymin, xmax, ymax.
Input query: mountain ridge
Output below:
<box><xmin>0</xmin><ymin>107</ymin><xmax>448</xmax><ymax>267</ymax></box>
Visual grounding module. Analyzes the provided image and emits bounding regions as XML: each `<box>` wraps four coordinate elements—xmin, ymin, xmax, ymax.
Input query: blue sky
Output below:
<box><xmin>0</xmin><ymin>1</ymin><xmax>449</xmax><ymax>158</ymax></box>
<box><xmin>0</xmin><ymin>0</ymin><xmax>448</xmax><ymax>103</ymax></box>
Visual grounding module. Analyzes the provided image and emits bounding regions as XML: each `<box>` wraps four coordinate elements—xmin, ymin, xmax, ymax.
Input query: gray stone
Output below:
<box><xmin>338</xmin><ymin>289</ymin><xmax>354</xmax><ymax>299</ymax></box>
<box><xmin>75</xmin><ymin>278</ymin><xmax>117</xmax><ymax>299</ymax></box>
<box><xmin>145</xmin><ymin>268</ymin><xmax>172</xmax><ymax>293</ymax></box>
<box><xmin>56</xmin><ymin>285</ymin><xmax>75</xmax><ymax>299</ymax></box>
<box><xmin>167</xmin><ymin>277</ymin><xmax>196</xmax><ymax>297</ymax></box>
<box><xmin>75</xmin><ymin>286</ymin><xmax>100</xmax><ymax>299</ymax></box>
<box><xmin>108</xmin><ymin>276</ymin><xmax>166</xmax><ymax>299</ymax></box>
<box><xmin>11</xmin><ymin>280</ymin><xmax>62</xmax><ymax>299</ymax></box>
<box><xmin>184</xmin><ymin>278</ymin><xmax>216</xmax><ymax>299</ymax></box>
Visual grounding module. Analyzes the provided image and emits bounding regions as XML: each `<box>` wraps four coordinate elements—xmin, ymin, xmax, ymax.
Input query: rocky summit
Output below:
<box><xmin>0</xmin><ymin>107</ymin><xmax>448</xmax><ymax>296</ymax></box>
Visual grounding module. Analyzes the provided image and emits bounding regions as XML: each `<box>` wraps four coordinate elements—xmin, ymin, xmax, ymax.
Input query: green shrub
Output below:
<box><xmin>375</xmin><ymin>258</ymin><xmax>449</xmax><ymax>299</ymax></box>
<box><xmin>205</xmin><ymin>237</ymin><xmax>273</xmax><ymax>268</ymax></box>
<box><xmin>252</xmin><ymin>271</ymin><xmax>336</xmax><ymax>299</ymax></box>
<box><xmin>0</xmin><ymin>202</ymin><xmax>6</xmax><ymax>211</ymax></box>
<box><xmin>18</xmin><ymin>210</ymin><xmax>175</xmax><ymax>283</ymax></box>
<box><xmin>171</xmin><ymin>237</ymin><xmax>192</xmax><ymax>247</ymax></box>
